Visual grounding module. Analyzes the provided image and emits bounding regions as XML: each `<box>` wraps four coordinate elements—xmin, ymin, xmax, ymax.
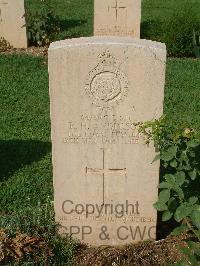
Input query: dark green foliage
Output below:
<box><xmin>141</xmin><ymin>118</ymin><xmax>200</xmax><ymax>265</ymax></box>
<box><xmin>26</xmin><ymin>0</ymin><xmax>60</xmax><ymax>46</ymax></box>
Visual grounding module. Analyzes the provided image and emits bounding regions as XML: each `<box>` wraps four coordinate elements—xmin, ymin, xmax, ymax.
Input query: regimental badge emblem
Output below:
<box><xmin>85</xmin><ymin>50</ymin><xmax>129</xmax><ymax>108</ymax></box>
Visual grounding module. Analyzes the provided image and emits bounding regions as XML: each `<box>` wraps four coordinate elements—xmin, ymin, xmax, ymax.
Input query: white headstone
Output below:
<box><xmin>49</xmin><ymin>37</ymin><xmax>166</xmax><ymax>246</ymax></box>
<box><xmin>94</xmin><ymin>0</ymin><xmax>141</xmax><ymax>37</ymax></box>
<box><xmin>0</xmin><ymin>0</ymin><xmax>27</xmax><ymax>48</ymax></box>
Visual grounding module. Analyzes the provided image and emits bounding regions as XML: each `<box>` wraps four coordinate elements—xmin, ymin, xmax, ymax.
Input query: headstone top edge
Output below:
<box><xmin>49</xmin><ymin>37</ymin><xmax>166</xmax><ymax>52</ymax></box>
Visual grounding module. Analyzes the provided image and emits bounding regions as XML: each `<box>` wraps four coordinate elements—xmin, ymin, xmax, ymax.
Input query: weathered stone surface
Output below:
<box><xmin>49</xmin><ymin>37</ymin><xmax>166</xmax><ymax>246</ymax></box>
<box><xmin>94</xmin><ymin>0</ymin><xmax>141</xmax><ymax>37</ymax></box>
<box><xmin>0</xmin><ymin>0</ymin><xmax>27</xmax><ymax>48</ymax></box>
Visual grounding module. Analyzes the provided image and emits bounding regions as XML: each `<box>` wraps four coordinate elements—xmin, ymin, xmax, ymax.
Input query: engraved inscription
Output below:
<box><xmin>109</xmin><ymin>0</ymin><xmax>126</xmax><ymax>21</ymax></box>
<box><xmin>85</xmin><ymin>50</ymin><xmax>128</xmax><ymax>108</ymax></box>
<box><xmin>86</xmin><ymin>148</ymin><xmax>126</xmax><ymax>204</ymax></box>
<box><xmin>0</xmin><ymin>2</ymin><xmax>8</xmax><ymax>23</ymax></box>
<box><xmin>95</xmin><ymin>28</ymin><xmax>134</xmax><ymax>36</ymax></box>
<box><xmin>108</xmin><ymin>0</ymin><xmax>128</xmax><ymax>35</ymax></box>
<box><xmin>58</xmin><ymin>215</ymin><xmax>155</xmax><ymax>223</ymax></box>
<box><xmin>63</xmin><ymin>114</ymin><xmax>143</xmax><ymax>145</ymax></box>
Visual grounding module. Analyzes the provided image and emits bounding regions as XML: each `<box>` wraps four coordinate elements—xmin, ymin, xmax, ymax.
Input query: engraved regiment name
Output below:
<box><xmin>63</xmin><ymin>114</ymin><xmax>142</xmax><ymax>144</ymax></box>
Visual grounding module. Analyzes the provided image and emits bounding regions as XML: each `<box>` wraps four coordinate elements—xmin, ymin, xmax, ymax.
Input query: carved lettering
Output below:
<box><xmin>63</xmin><ymin>114</ymin><xmax>143</xmax><ymax>145</ymax></box>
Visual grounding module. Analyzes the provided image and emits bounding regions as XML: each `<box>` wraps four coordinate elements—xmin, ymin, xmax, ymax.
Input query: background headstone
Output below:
<box><xmin>49</xmin><ymin>37</ymin><xmax>166</xmax><ymax>246</ymax></box>
<box><xmin>94</xmin><ymin>0</ymin><xmax>141</xmax><ymax>37</ymax></box>
<box><xmin>0</xmin><ymin>0</ymin><xmax>27</xmax><ymax>48</ymax></box>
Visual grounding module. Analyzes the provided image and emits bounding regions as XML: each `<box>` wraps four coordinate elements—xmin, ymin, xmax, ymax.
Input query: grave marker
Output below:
<box><xmin>49</xmin><ymin>37</ymin><xmax>166</xmax><ymax>245</ymax></box>
<box><xmin>94</xmin><ymin>0</ymin><xmax>141</xmax><ymax>37</ymax></box>
<box><xmin>0</xmin><ymin>0</ymin><xmax>27</xmax><ymax>48</ymax></box>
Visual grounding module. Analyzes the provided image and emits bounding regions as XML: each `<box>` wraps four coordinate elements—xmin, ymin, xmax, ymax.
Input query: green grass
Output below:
<box><xmin>0</xmin><ymin>54</ymin><xmax>199</xmax><ymax>213</ymax></box>
<box><xmin>142</xmin><ymin>0</ymin><xmax>200</xmax><ymax>22</ymax></box>
<box><xmin>26</xmin><ymin>0</ymin><xmax>93</xmax><ymax>39</ymax></box>
<box><xmin>0</xmin><ymin>55</ymin><xmax>52</xmax><ymax>212</ymax></box>
<box><xmin>25</xmin><ymin>0</ymin><xmax>200</xmax><ymax>46</ymax></box>
<box><xmin>165</xmin><ymin>58</ymin><xmax>200</xmax><ymax>129</ymax></box>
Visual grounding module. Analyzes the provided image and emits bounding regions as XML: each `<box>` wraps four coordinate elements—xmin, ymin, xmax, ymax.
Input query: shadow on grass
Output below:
<box><xmin>141</xmin><ymin>20</ymin><xmax>164</xmax><ymax>41</ymax></box>
<box><xmin>0</xmin><ymin>140</ymin><xmax>51</xmax><ymax>182</ymax></box>
<box><xmin>59</xmin><ymin>19</ymin><xmax>87</xmax><ymax>31</ymax></box>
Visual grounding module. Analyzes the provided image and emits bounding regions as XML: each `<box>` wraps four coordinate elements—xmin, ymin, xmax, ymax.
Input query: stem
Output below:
<box><xmin>179</xmin><ymin>198</ymin><xmax>200</xmax><ymax>241</ymax></box>
<box><xmin>184</xmin><ymin>217</ymin><xmax>200</xmax><ymax>241</ymax></box>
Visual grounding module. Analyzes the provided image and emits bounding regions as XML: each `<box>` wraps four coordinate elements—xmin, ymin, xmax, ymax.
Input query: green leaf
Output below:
<box><xmin>189</xmin><ymin>169</ymin><xmax>197</xmax><ymax>180</ymax></box>
<box><xmin>175</xmin><ymin>171</ymin><xmax>186</xmax><ymax>186</ymax></box>
<box><xmin>153</xmin><ymin>202</ymin><xmax>168</xmax><ymax>211</ymax></box>
<box><xmin>165</xmin><ymin>174</ymin><xmax>176</xmax><ymax>185</ymax></box>
<box><xmin>173</xmin><ymin>186</ymin><xmax>184</xmax><ymax>199</ymax></box>
<box><xmin>162</xmin><ymin>210</ymin><xmax>173</xmax><ymax>221</ymax></box>
<box><xmin>158</xmin><ymin>189</ymin><xmax>171</xmax><ymax>203</ymax></box>
<box><xmin>172</xmin><ymin>224</ymin><xmax>188</xmax><ymax>235</ymax></box>
<box><xmin>188</xmin><ymin>197</ymin><xmax>198</xmax><ymax>205</ymax></box>
<box><xmin>180</xmin><ymin>152</ymin><xmax>188</xmax><ymax>163</ymax></box>
<box><xmin>159</xmin><ymin>181</ymin><xmax>172</xmax><ymax>189</ymax></box>
<box><xmin>163</xmin><ymin>162</ymin><xmax>168</xmax><ymax>168</ymax></box>
<box><xmin>187</xmin><ymin>139</ymin><xmax>199</xmax><ymax>148</ymax></box>
<box><xmin>161</xmin><ymin>145</ymin><xmax>177</xmax><ymax>162</ymax></box>
<box><xmin>168</xmin><ymin>197</ymin><xmax>178</xmax><ymax>213</ymax></box>
<box><xmin>190</xmin><ymin>206</ymin><xmax>200</xmax><ymax>229</ymax></box>
<box><xmin>174</xmin><ymin>205</ymin><xmax>193</xmax><ymax>222</ymax></box>
<box><xmin>170</xmin><ymin>159</ymin><xmax>178</xmax><ymax>168</ymax></box>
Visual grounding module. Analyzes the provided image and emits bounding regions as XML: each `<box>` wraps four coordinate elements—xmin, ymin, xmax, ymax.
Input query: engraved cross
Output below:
<box><xmin>0</xmin><ymin>2</ymin><xmax>8</xmax><ymax>23</ymax></box>
<box><xmin>110</xmin><ymin>0</ymin><xmax>126</xmax><ymax>21</ymax></box>
<box><xmin>86</xmin><ymin>148</ymin><xmax>126</xmax><ymax>204</ymax></box>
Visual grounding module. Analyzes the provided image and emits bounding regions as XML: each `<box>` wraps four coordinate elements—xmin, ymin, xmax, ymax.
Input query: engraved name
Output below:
<box><xmin>63</xmin><ymin>114</ymin><xmax>143</xmax><ymax>145</ymax></box>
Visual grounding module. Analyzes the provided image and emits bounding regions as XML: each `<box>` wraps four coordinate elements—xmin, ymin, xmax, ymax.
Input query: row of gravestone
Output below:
<box><xmin>0</xmin><ymin>0</ymin><xmax>141</xmax><ymax>48</ymax></box>
<box><xmin>49</xmin><ymin>1</ymin><xmax>167</xmax><ymax>246</ymax></box>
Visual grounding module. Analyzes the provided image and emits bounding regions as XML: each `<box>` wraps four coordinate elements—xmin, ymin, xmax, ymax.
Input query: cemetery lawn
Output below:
<box><xmin>26</xmin><ymin>0</ymin><xmax>200</xmax><ymax>42</ymax></box>
<box><xmin>0</xmin><ymin>54</ymin><xmax>200</xmax><ymax>213</ymax></box>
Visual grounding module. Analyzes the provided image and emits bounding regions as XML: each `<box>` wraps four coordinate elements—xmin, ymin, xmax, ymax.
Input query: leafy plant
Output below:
<box><xmin>140</xmin><ymin>116</ymin><xmax>200</xmax><ymax>265</ymax></box>
<box><xmin>26</xmin><ymin>0</ymin><xmax>60</xmax><ymax>46</ymax></box>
